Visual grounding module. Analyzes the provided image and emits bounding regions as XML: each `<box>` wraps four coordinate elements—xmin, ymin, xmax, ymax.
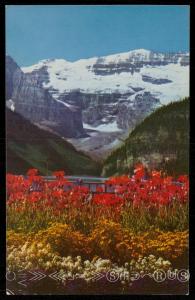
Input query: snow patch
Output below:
<box><xmin>83</xmin><ymin>121</ymin><xmax>122</xmax><ymax>132</ymax></box>
<box><xmin>6</xmin><ymin>99</ymin><xmax>15</xmax><ymax>111</ymax></box>
<box><xmin>53</xmin><ymin>98</ymin><xmax>79</xmax><ymax>111</ymax></box>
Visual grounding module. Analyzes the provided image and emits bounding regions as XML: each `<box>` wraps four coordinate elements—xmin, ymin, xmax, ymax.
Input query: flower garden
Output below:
<box><xmin>6</xmin><ymin>165</ymin><xmax>189</xmax><ymax>294</ymax></box>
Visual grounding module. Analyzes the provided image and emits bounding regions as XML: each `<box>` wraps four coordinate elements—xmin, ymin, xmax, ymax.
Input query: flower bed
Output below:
<box><xmin>6</xmin><ymin>165</ymin><xmax>189</xmax><ymax>293</ymax></box>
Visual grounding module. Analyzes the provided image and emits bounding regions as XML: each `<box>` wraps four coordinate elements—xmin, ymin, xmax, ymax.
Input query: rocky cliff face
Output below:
<box><xmin>6</xmin><ymin>56</ymin><xmax>21</xmax><ymax>100</ymax></box>
<box><xmin>6</xmin><ymin>56</ymin><xmax>86</xmax><ymax>138</ymax></box>
<box><xmin>92</xmin><ymin>51</ymin><xmax>188</xmax><ymax>75</ymax></box>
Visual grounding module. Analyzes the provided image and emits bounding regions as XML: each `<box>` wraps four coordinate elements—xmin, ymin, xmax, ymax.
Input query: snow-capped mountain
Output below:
<box><xmin>7</xmin><ymin>49</ymin><xmax>189</xmax><ymax>159</ymax></box>
<box><xmin>22</xmin><ymin>49</ymin><xmax>189</xmax><ymax>102</ymax></box>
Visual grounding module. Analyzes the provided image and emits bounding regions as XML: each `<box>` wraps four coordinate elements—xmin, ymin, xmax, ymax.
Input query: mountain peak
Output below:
<box><xmin>22</xmin><ymin>58</ymin><xmax>70</xmax><ymax>73</ymax></box>
<box><xmin>99</xmin><ymin>48</ymin><xmax>153</xmax><ymax>64</ymax></box>
<box><xmin>129</xmin><ymin>48</ymin><xmax>151</xmax><ymax>54</ymax></box>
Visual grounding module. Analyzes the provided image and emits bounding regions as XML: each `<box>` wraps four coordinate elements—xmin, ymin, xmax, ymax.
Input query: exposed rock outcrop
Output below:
<box><xmin>6</xmin><ymin>56</ymin><xmax>86</xmax><ymax>138</ymax></box>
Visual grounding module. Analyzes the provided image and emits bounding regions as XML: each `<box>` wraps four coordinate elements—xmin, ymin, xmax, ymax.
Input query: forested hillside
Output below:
<box><xmin>102</xmin><ymin>98</ymin><xmax>189</xmax><ymax>177</ymax></box>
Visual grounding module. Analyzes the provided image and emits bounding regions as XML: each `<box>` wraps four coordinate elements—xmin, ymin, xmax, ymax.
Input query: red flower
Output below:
<box><xmin>177</xmin><ymin>175</ymin><xmax>188</xmax><ymax>183</ymax></box>
<box><xmin>6</xmin><ymin>168</ymin><xmax>189</xmax><ymax>216</ymax></box>
<box><xmin>27</xmin><ymin>169</ymin><xmax>39</xmax><ymax>176</ymax></box>
<box><xmin>53</xmin><ymin>171</ymin><xmax>65</xmax><ymax>179</ymax></box>
<box><xmin>106</xmin><ymin>175</ymin><xmax>130</xmax><ymax>185</ymax></box>
<box><xmin>93</xmin><ymin>193</ymin><xmax>123</xmax><ymax>207</ymax></box>
<box><xmin>28</xmin><ymin>192</ymin><xmax>42</xmax><ymax>203</ymax></box>
<box><xmin>134</xmin><ymin>164</ymin><xmax>145</xmax><ymax>180</ymax></box>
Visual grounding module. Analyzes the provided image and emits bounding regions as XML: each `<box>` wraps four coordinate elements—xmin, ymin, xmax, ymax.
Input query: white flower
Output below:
<box><xmin>74</xmin><ymin>261</ymin><xmax>81</xmax><ymax>269</ymax></box>
<box><xmin>76</xmin><ymin>256</ymin><xmax>81</xmax><ymax>261</ymax></box>
<box><xmin>140</xmin><ymin>270</ymin><xmax>145</xmax><ymax>276</ymax></box>
<box><xmin>84</xmin><ymin>260</ymin><xmax>91</xmax><ymax>267</ymax></box>
<box><xmin>67</xmin><ymin>271</ymin><xmax>73</xmax><ymax>278</ymax></box>
<box><xmin>95</xmin><ymin>259</ymin><xmax>111</xmax><ymax>268</ymax></box>
<box><xmin>141</xmin><ymin>259</ymin><xmax>147</xmax><ymax>265</ymax></box>
<box><xmin>163</xmin><ymin>260</ymin><xmax>171</xmax><ymax>266</ymax></box>
<box><xmin>77</xmin><ymin>266</ymin><xmax>83</xmax><ymax>272</ymax></box>
<box><xmin>67</xmin><ymin>256</ymin><xmax>72</xmax><ymax>262</ymax></box>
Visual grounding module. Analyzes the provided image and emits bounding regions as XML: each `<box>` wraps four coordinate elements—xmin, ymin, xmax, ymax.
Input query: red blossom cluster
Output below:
<box><xmin>6</xmin><ymin>165</ymin><xmax>189</xmax><ymax>213</ymax></box>
<box><xmin>105</xmin><ymin>164</ymin><xmax>188</xmax><ymax>207</ymax></box>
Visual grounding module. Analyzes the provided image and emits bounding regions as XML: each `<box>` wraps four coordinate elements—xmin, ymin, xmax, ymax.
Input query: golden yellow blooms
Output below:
<box><xmin>7</xmin><ymin>220</ymin><xmax>188</xmax><ymax>269</ymax></box>
<box><xmin>89</xmin><ymin>220</ymin><xmax>188</xmax><ymax>263</ymax></box>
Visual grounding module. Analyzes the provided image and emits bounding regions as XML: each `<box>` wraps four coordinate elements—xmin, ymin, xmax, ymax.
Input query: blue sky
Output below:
<box><xmin>6</xmin><ymin>5</ymin><xmax>190</xmax><ymax>67</ymax></box>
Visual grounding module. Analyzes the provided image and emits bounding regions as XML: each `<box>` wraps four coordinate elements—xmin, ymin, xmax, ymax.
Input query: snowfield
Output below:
<box><xmin>83</xmin><ymin>121</ymin><xmax>122</xmax><ymax>132</ymax></box>
<box><xmin>21</xmin><ymin>49</ymin><xmax>189</xmax><ymax>105</ymax></box>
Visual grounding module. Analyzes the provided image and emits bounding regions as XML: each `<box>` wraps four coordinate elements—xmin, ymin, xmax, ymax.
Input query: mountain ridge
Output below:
<box><xmin>21</xmin><ymin>48</ymin><xmax>189</xmax><ymax>69</ymax></box>
<box><xmin>6</xmin><ymin>108</ymin><xmax>101</xmax><ymax>175</ymax></box>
